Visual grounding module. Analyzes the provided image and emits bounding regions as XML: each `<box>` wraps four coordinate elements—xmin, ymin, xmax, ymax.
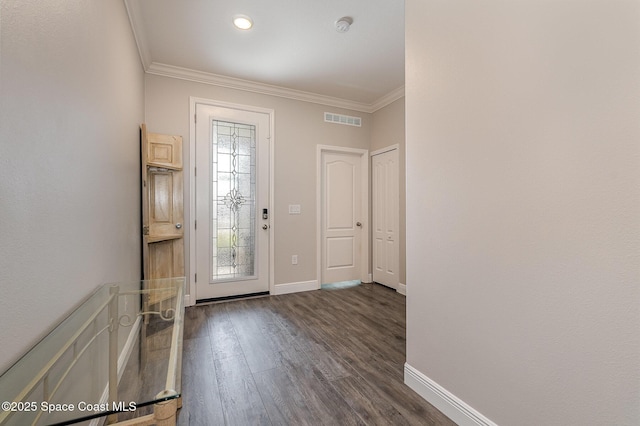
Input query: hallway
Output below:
<box><xmin>178</xmin><ymin>284</ymin><xmax>455</xmax><ymax>425</ymax></box>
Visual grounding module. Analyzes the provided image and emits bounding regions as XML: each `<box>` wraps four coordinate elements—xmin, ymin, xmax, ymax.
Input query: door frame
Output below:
<box><xmin>316</xmin><ymin>145</ymin><xmax>370</xmax><ymax>287</ymax></box>
<box><xmin>189</xmin><ymin>97</ymin><xmax>275</xmax><ymax>305</ymax></box>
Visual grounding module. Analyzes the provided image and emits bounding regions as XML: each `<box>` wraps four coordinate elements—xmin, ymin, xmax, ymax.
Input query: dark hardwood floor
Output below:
<box><xmin>178</xmin><ymin>283</ymin><xmax>456</xmax><ymax>426</ymax></box>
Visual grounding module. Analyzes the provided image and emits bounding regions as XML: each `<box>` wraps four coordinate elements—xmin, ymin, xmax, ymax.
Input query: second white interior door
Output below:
<box><xmin>195</xmin><ymin>103</ymin><xmax>271</xmax><ymax>300</ymax></box>
<box><xmin>372</xmin><ymin>147</ymin><xmax>399</xmax><ymax>289</ymax></box>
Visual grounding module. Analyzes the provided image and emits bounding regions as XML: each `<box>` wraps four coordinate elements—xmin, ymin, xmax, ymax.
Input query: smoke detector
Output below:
<box><xmin>335</xmin><ymin>17</ymin><xmax>353</xmax><ymax>33</ymax></box>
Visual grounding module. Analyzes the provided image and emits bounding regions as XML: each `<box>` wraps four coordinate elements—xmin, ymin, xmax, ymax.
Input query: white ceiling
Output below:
<box><xmin>125</xmin><ymin>0</ymin><xmax>405</xmax><ymax>112</ymax></box>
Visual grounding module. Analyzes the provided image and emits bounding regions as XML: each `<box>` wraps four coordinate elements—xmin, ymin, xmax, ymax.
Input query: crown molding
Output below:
<box><xmin>147</xmin><ymin>62</ymin><xmax>372</xmax><ymax>112</ymax></box>
<box><xmin>146</xmin><ymin>62</ymin><xmax>404</xmax><ymax>114</ymax></box>
<box><xmin>124</xmin><ymin>0</ymin><xmax>151</xmax><ymax>70</ymax></box>
<box><xmin>370</xmin><ymin>85</ymin><xmax>405</xmax><ymax>112</ymax></box>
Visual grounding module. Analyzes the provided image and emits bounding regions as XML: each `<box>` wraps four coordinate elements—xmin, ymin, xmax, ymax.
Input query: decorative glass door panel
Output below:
<box><xmin>211</xmin><ymin>121</ymin><xmax>256</xmax><ymax>281</ymax></box>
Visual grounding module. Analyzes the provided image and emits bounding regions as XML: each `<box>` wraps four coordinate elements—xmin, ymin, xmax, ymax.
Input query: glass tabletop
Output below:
<box><xmin>0</xmin><ymin>278</ymin><xmax>184</xmax><ymax>426</ymax></box>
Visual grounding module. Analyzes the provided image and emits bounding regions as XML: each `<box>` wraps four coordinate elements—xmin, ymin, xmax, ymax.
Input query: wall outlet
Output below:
<box><xmin>291</xmin><ymin>255</ymin><xmax>298</xmax><ymax>265</ymax></box>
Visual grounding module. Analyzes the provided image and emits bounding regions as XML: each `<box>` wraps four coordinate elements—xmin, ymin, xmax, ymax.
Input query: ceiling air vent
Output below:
<box><xmin>324</xmin><ymin>112</ymin><xmax>362</xmax><ymax>127</ymax></box>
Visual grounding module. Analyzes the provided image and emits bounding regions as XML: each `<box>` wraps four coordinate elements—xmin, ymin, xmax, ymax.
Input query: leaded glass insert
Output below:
<box><xmin>211</xmin><ymin>121</ymin><xmax>256</xmax><ymax>281</ymax></box>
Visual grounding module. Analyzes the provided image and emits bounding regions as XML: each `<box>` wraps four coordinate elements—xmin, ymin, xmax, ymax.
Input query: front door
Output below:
<box><xmin>195</xmin><ymin>103</ymin><xmax>271</xmax><ymax>300</ymax></box>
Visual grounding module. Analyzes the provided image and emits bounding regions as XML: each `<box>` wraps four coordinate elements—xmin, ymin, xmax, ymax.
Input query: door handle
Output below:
<box><xmin>262</xmin><ymin>224</ymin><xmax>269</xmax><ymax>230</ymax></box>
<box><xmin>356</xmin><ymin>222</ymin><xmax>362</xmax><ymax>227</ymax></box>
<box><xmin>175</xmin><ymin>223</ymin><xmax>182</xmax><ymax>229</ymax></box>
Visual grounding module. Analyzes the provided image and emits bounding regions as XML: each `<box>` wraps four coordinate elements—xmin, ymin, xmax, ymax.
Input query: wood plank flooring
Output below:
<box><xmin>178</xmin><ymin>283</ymin><xmax>456</xmax><ymax>426</ymax></box>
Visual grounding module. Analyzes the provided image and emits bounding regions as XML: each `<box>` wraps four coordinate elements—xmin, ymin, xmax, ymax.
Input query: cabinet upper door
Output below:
<box><xmin>146</xmin><ymin>131</ymin><xmax>183</xmax><ymax>170</ymax></box>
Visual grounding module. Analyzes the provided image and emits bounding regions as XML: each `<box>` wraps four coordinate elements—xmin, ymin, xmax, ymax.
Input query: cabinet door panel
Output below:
<box><xmin>147</xmin><ymin>132</ymin><xmax>183</xmax><ymax>170</ymax></box>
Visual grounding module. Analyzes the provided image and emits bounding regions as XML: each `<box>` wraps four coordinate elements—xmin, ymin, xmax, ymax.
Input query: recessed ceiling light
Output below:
<box><xmin>233</xmin><ymin>15</ymin><xmax>253</xmax><ymax>30</ymax></box>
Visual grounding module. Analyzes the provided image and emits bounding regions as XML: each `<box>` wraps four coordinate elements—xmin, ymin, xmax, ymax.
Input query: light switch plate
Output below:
<box><xmin>289</xmin><ymin>204</ymin><xmax>301</xmax><ymax>214</ymax></box>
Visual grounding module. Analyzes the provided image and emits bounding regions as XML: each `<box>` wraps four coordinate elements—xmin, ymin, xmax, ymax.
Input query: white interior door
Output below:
<box><xmin>372</xmin><ymin>147</ymin><xmax>399</xmax><ymax>289</ymax></box>
<box><xmin>321</xmin><ymin>150</ymin><xmax>365</xmax><ymax>284</ymax></box>
<box><xmin>195</xmin><ymin>103</ymin><xmax>270</xmax><ymax>300</ymax></box>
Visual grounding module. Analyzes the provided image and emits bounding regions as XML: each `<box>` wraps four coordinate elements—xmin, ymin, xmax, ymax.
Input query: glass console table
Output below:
<box><xmin>0</xmin><ymin>278</ymin><xmax>185</xmax><ymax>426</ymax></box>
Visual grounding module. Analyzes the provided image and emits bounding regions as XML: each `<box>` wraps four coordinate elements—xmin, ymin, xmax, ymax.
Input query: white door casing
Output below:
<box><xmin>193</xmin><ymin>100</ymin><xmax>273</xmax><ymax>300</ymax></box>
<box><xmin>317</xmin><ymin>145</ymin><xmax>369</xmax><ymax>285</ymax></box>
<box><xmin>372</xmin><ymin>146</ymin><xmax>399</xmax><ymax>289</ymax></box>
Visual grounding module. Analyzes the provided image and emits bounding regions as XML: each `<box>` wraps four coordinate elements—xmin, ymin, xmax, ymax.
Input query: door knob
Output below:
<box><xmin>262</xmin><ymin>224</ymin><xmax>269</xmax><ymax>230</ymax></box>
<box><xmin>175</xmin><ymin>223</ymin><xmax>182</xmax><ymax>229</ymax></box>
<box><xmin>356</xmin><ymin>222</ymin><xmax>362</xmax><ymax>227</ymax></box>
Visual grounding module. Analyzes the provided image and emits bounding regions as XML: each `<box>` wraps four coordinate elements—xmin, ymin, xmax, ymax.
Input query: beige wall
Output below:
<box><xmin>405</xmin><ymin>1</ymin><xmax>640</xmax><ymax>425</ymax></box>
<box><xmin>0</xmin><ymin>0</ymin><xmax>145</xmax><ymax>373</ymax></box>
<box><xmin>144</xmin><ymin>74</ymin><xmax>372</xmax><ymax>291</ymax></box>
<box><xmin>371</xmin><ymin>97</ymin><xmax>406</xmax><ymax>285</ymax></box>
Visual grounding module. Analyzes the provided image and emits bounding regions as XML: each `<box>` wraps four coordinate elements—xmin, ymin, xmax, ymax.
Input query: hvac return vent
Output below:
<box><xmin>324</xmin><ymin>112</ymin><xmax>362</xmax><ymax>127</ymax></box>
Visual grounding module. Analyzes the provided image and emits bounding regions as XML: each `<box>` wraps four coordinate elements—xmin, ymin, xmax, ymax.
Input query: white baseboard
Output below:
<box><xmin>404</xmin><ymin>363</ymin><xmax>498</xmax><ymax>426</ymax></box>
<box><xmin>397</xmin><ymin>283</ymin><xmax>407</xmax><ymax>296</ymax></box>
<box><xmin>273</xmin><ymin>280</ymin><xmax>319</xmax><ymax>295</ymax></box>
<box><xmin>90</xmin><ymin>316</ymin><xmax>142</xmax><ymax>426</ymax></box>
<box><xmin>184</xmin><ymin>293</ymin><xmax>192</xmax><ymax>307</ymax></box>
